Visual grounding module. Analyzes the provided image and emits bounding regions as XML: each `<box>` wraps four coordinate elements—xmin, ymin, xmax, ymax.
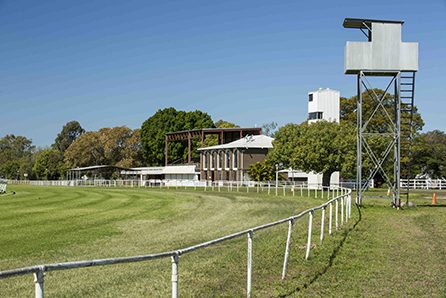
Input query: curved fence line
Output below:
<box><xmin>0</xmin><ymin>185</ymin><xmax>353</xmax><ymax>298</ymax></box>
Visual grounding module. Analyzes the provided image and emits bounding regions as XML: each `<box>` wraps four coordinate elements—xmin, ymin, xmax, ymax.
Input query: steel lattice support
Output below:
<box><xmin>356</xmin><ymin>71</ymin><xmax>401</xmax><ymax>207</ymax></box>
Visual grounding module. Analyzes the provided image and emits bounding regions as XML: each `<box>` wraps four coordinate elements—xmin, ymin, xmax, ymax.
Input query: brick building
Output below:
<box><xmin>198</xmin><ymin>135</ymin><xmax>273</xmax><ymax>182</ymax></box>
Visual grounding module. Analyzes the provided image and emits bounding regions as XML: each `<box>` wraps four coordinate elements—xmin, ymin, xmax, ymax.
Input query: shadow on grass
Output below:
<box><xmin>417</xmin><ymin>204</ymin><xmax>446</xmax><ymax>208</ymax></box>
<box><xmin>280</xmin><ymin>204</ymin><xmax>362</xmax><ymax>297</ymax></box>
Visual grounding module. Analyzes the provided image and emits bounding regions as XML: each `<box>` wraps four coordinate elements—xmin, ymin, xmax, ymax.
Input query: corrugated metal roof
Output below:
<box><xmin>198</xmin><ymin>135</ymin><xmax>274</xmax><ymax>151</ymax></box>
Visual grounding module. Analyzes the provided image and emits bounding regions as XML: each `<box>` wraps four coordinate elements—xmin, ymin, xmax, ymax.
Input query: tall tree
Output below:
<box><xmin>64</xmin><ymin>131</ymin><xmax>104</xmax><ymax>168</ymax></box>
<box><xmin>0</xmin><ymin>135</ymin><xmax>35</xmax><ymax>179</ymax></box>
<box><xmin>411</xmin><ymin>130</ymin><xmax>446</xmax><ymax>178</ymax></box>
<box><xmin>33</xmin><ymin>148</ymin><xmax>65</xmax><ymax>180</ymax></box>
<box><xmin>64</xmin><ymin>127</ymin><xmax>144</xmax><ymax>169</ymax></box>
<box><xmin>141</xmin><ymin>108</ymin><xmax>214</xmax><ymax>166</ymax></box>
<box><xmin>262</xmin><ymin>121</ymin><xmax>278</xmax><ymax>137</ymax></box>
<box><xmin>53</xmin><ymin>121</ymin><xmax>85</xmax><ymax>153</ymax></box>
<box><xmin>268</xmin><ymin>121</ymin><xmax>355</xmax><ymax>186</ymax></box>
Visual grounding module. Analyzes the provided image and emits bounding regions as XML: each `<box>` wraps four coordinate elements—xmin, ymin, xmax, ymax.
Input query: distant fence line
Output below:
<box><xmin>0</xmin><ymin>184</ymin><xmax>353</xmax><ymax>298</ymax></box>
<box><xmin>7</xmin><ymin>178</ymin><xmax>352</xmax><ymax>192</ymax></box>
<box><xmin>400</xmin><ymin>178</ymin><xmax>446</xmax><ymax>190</ymax></box>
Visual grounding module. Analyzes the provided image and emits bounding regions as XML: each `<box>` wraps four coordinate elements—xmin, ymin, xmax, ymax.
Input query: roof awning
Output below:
<box><xmin>343</xmin><ymin>18</ymin><xmax>404</xmax><ymax>29</ymax></box>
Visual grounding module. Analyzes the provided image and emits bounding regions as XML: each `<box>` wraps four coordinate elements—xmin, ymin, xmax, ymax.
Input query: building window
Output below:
<box><xmin>233</xmin><ymin>150</ymin><xmax>238</xmax><ymax>169</ymax></box>
<box><xmin>210</xmin><ymin>151</ymin><xmax>214</xmax><ymax>169</ymax></box>
<box><xmin>309</xmin><ymin>94</ymin><xmax>313</xmax><ymax>102</ymax></box>
<box><xmin>218</xmin><ymin>152</ymin><xmax>223</xmax><ymax>169</ymax></box>
<box><xmin>308</xmin><ymin>111</ymin><xmax>323</xmax><ymax>120</ymax></box>
<box><xmin>225</xmin><ymin>150</ymin><xmax>230</xmax><ymax>169</ymax></box>
<box><xmin>203</xmin><ymin>152</ymin><xmax>208</xmax><ymax>169</ymax></box>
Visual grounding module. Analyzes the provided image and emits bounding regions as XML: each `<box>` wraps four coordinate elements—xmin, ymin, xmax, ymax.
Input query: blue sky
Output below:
<box><xmin>1</xmin><ymin>0</ymin><xmax>445</xmax><ymax>147</ymax></box>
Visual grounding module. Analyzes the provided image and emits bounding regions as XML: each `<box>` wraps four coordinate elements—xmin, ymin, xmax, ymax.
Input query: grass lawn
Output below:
<box><xmin>0</xmin><ymin>185</ymin><xmax>445</xmax><ymax>297</ymax></box>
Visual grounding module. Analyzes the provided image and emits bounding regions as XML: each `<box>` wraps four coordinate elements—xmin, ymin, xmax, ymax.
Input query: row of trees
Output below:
<box><xmin>1</xmin><ymin>90</ymin><xmax>445</xmax><ymax>181</ymax></box>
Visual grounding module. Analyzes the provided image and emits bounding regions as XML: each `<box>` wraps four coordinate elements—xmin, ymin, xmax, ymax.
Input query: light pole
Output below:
<box><xmin>275</xmin><ymin>163</ymin><xmax>283</xmax><ymax>196</ymax></box>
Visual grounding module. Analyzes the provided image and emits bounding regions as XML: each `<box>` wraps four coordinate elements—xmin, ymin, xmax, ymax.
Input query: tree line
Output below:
<box><xmin>1</xmin><ymin>90</ymin><xmax>445</xmax><ymax>182</ymax></box>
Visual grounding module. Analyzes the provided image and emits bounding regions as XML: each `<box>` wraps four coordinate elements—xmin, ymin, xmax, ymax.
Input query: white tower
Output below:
<box><xmin>307</xmin><ymin>88</ymin><xmax>340</xmax><ymax>187</ymax></box>
<box><xmin>308</xmin><ymin>88</ymin><xmax>340</xmax><ymax>123</ymax></box>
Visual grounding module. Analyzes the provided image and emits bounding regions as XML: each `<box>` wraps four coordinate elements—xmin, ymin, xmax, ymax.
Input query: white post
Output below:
<box><xmin>341</xmin><ymin>197</ymin><xmax>344</xmax><ymax>226</ymax></box>
<box><xmin>218</xmin><ymin>182</ymin><xmax>221</xmax><ymax>192</ymax></box>
<box><xmin>329</xmin><ymin>202</ymin><xmax>333</xmax><ymax>235</ymax></box>
<box><xmin>349</xmin><ymin>194</ymin><xmax>352</xmax><ymax>218</ymax></box>
<box><xmin>275</xmin><ymin>165</ymin><xmax>279</xmax><ymax>196</ymax></box>
<box><xmin>305</xmin><ymin>210</ymin><xmax>314</xmax><ymax>260</ymax></box>
<box><xmin>171</xmin><ymin>254</ymin><xmax>179</xmax><ymax>298</ymax></box>
<box><xmin>281</xmin><ymin>219</ymin><xmax>294</xmax><ymax>280</ymax></box>
<box><xmin>300</xmin><ymin>184</ymin><xmax>303</xmax><ymax>197</ymax></box>
<box><xmin>320</xmin><ymin>207</ymin><xmax>325</xmax><ymax>244</ymax></box>
<box><xmin>335</xmin><ymin>199</ymin><xmax>339</xmax><ymax>230</ymax></box>
<box><xmin>34</xmin><ymin>269</ymin><xmax>44</xmax><ymax>298</ymax></box>
<box><xmin>247</xmin><ymin>231</ymin><xmax>253</xmax><ymax>298</ymax></box>
<box><xmin>283</xmin><ymin>185</ymin><xmax>285</xmax><ymax>196</ymax></box>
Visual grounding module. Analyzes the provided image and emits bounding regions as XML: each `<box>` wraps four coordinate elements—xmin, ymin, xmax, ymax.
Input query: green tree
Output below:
<box><xmin>0</xmin><ymin>135</ymin><xmax>35</xmax><ymax>179</ymax></box>
<box><xmin>262</xmin><ymin>121</ymin><xmax>278</xmax><ymax>137</ymax></box>
<box><xmin>202</xmin><ymin>119</ymin><xmax>239</xmax><ymax>147</ymax></box>
<box><xmin>269</xmin><ymin>121</ymin><xmax>355</xmax><ymax>186</ymax></box>
<box><xmin>64</xmin><ymin>131</ymin><xmax>104</xmax><ymax>168</ymax></box>
<box><xmin>64</xmin><ymin>126</ymin><xmax>143</xmax><ymax>169</ymax></box>
<box><xmin>214</xmin><ymin>119</ymin><xmax>239</xmax><ymax>128</ymax></box>
<box><xmin>340</xmin><ymin>89</ymin><xmax>424</xmax><ymax>133</ymax></box>
<box><xmin>247</xmin><ymin>160</ymin><xmax>274</xmax><ymax>182</ymax></box>
<box><xmin>33</xmin><ymin>148</ymin><xmax>65</xmax><ymax>179</ymax></box>
<box><xmin>411</xmin><ymin>130</ymin><xmax>446</xmax><ymax>178</ymax></box>
<box><xmin>140</xmin><ymin>108</ymin><xmax>214</xmax><ymax>166</ymax></box>
<box><xmin>53</xmin><ymin>121</ymin><xmax>85</xmax><ymax>153</ymax></box>
<box><xmin>117</xmin><ymin>129</ymin><xmax>145</xmax><ymax>168</ymax></box>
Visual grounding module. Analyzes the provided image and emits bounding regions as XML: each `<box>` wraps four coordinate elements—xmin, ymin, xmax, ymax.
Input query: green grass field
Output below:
<box><xmin>1</xmin><ymin>185</ymin><xmax>445</xmax><ymax>297</ymax></box>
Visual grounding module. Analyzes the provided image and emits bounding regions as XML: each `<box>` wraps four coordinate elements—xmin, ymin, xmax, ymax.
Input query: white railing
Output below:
<box><xmin>0</xmin><ymin>185</ymin><xmax>353</xmax><ymax>298</ymax></box>
<box><xmin>0</xmin><ymin>179</ymin><xmax>7</xmax><ymax>193</ymax></box>
<box><xmin>401</xmin><ymin>178</ymin><xmax>446</xmax><ymax>190</ymax></box>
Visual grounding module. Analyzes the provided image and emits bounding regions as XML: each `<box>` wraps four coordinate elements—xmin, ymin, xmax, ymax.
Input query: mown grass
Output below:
<box><xmin>0</xmin><ymin>185</ymin><xmax>445</xmax><ymax>297</ymax></box>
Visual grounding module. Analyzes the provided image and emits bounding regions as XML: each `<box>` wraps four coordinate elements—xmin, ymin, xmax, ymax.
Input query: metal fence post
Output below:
<box><xmin>171</xmin><ymin>253</ymin><xmax>179</xmax><ymax>298</ymax></box>
<box><xmin>247</xmin><ymin>231</ymin><xmax>253</xmax><ymax>298</ymax></box>
<box><xmin>329</xmin><ymin>202</ymin><xmax>333</xmax><ymax>235</ymax></box>
<box><xmin>281</xmin><ymin>219</ymin><xmax>294</xmax><ymax>280</ymax></box>
<box><xmin>34</xmin><ymin>268</ymin><xmax>44</xmax><ymax>298</ymax></box>
<box><xmin>320</xmin><ymin>207</ymin><xmax>325</xmax><ymax>244</ymax></box>
<box><xmin>305</xmin><ymin>210</ymin><xmax>314</xmax><ymax>260</ymax></box>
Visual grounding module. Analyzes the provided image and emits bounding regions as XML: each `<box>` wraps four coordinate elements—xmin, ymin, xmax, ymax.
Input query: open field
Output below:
<box><xmin>1</xmin><ymin>185</ymin><xmax>446</xmax><ymax>297</ymax></box>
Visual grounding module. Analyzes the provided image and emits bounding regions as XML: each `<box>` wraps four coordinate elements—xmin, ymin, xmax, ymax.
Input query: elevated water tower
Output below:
<box><xmin>343</xmin><ymin>18</ymin><xmax>418</xmax><ymax>207</ymax></box>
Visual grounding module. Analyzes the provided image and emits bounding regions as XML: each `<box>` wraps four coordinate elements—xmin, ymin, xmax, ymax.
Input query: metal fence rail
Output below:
<box><xmin>0</xmin><ymin>185</ymin><xmax>352</xmax><ymax>298</ymax></box>
<box><xmin>400</xmin><ymin>178</ymin><xmax>446</xmax><ymax>190</ymax></box>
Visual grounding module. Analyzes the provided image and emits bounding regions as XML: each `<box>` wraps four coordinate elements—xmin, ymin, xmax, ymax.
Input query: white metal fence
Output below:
<box><xmin>0</xmin><ymin>179</ymin><xmax>7</xmax><ymax>193</ymax></box>
<box><xmin>400</xmin><ymin>178</ymin><xmax>446</xmax><ymax>190</ymax></box>
<box><xmin>0</xmin><ymin>185</ymin><xmax>353</xmax><ymax>298</ymax></box>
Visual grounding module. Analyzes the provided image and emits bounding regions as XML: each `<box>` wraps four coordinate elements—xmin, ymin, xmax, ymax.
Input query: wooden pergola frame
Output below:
<box><xmin>165</xmin><ymin>128</ymin><xmax>262</xmax><ymax>165</ymax></box>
